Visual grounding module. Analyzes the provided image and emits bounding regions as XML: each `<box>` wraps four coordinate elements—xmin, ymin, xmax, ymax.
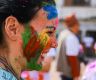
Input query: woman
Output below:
<box><xmin>0</xmin><ymin>0</ymin><xmax>58</xmax><ymax>80</ymax></box>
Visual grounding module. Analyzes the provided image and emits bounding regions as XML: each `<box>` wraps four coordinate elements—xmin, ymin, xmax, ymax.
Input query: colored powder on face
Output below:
<box><xmin>27</xmin><ymin>31</ymin><xmax>50</xmax><ymax>71</ymax></box>
<box><xmin>38</xmin><ymin>29</ymin><xmax>50</xmax><ymax>46</ymax></box>
<box><xmin>42</xmin><ymin>40</ymin><xmax>51</xmax><ymax>53</ymax></box>
<box><xmin>55</xmin><ymin>18</ymin><xmax>59</xmax><ymax>27</ymax></box>
<box><xmin>43</xmin><ymin>5</ymin><xmax>58</xmax><ymax>20</ymax></box>
<box><xmin>22</xmin><ymin>24</ymin><xmax>41</xmax><ymax>70</ymax></box>
<box><xmin>23</xmin><ymin>28</ymin><xmax>50</xmax><ymax>60</ymax></box>
<box><xmin>22</xmin><ymin>24</ymin><xmax>50</xmax><ymax>70</ymax></box>
<box><xmin>22</xmin><ymin>26</ymin><xmax>32</xmax><ymax>49</ymax></box>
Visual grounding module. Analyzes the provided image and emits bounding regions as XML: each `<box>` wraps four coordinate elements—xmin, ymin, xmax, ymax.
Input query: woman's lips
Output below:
<box><xmin>37</xmin><ymin>52</ymin><xmax>48</xmax><ymax>65</ymax></box>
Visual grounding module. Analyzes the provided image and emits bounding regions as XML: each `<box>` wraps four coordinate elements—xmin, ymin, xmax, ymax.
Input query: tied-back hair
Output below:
<box><xmin>0</xmin><ymin>0</ymin><xmax>56</xmax><ymax>45</ymax></box>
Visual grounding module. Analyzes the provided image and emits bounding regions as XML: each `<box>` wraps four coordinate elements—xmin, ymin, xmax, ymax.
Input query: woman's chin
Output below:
<box><xmin>37</xmin><ymin>51</ymin><xmax>49</xmax><ymax>65</ymax></box>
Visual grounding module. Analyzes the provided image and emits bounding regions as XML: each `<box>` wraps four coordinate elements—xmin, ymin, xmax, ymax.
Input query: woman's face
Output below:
<box><xmin>21</xmin><ymin>4</ymin><xmax>58</xmax><ymax>70</ymax></box>
<box><xmin>37</xmin><ymin>33</ymin><xmax>57</xmax><ymax>65</ymax></box>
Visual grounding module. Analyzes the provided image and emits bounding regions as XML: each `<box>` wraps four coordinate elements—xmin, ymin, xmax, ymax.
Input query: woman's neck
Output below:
<box><xmin>0</xmin><ymin>48</ymin><xmax>22</xmax><ymax>77</ymax></box>
<box><xmin>8</xmin><ymin>51</ymin><xmax>27</xmax><ymax>77</ymax></box>
<box><xmin>9</xmin><ymin>55</ymin><xmax>22</xmax><ymax>77</ymax></box>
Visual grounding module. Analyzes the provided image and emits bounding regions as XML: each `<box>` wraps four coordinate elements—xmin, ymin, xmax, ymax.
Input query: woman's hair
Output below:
<box><xmin>0</xmin><ymin>0</ymin><xmax>56</xmax><ymax>45</ymax></box>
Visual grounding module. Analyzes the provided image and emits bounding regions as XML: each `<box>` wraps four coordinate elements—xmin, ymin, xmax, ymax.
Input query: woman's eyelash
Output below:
<box><xmin>46</xmin><ymin>31</ymin><xmax>53</xmax><ymax>36</ymax></box>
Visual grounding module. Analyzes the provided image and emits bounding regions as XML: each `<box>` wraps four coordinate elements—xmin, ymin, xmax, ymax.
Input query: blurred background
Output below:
<box><xmin>56</xmin><ymin>0</ymin><xmax>96</xmax><ymax>58</ymax></box>
<box><xmin>56</xmin><ymin>0</ymin><xmax>96</xmax><ymax>41</ymax></box>
<box><xmin>54</xmin><ymin>0</ymin><xmax>96</xmax><ymax>79</ymax></box>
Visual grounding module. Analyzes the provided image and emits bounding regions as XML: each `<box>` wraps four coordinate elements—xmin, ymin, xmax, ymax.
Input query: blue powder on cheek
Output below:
<box><xmin>43</xmin><ymin>5</ymin><xmax>58</xmax><ymax>20</ymax></box>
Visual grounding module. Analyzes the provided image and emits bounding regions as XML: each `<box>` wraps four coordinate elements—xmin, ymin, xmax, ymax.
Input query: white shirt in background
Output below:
<box><xmin>82</xmin><ymin>36</ymin><xmax>94</xmax><ymax>48</ymax></box>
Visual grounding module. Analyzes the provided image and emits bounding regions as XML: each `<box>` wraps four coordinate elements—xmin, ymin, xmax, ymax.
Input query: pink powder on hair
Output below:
<box><xmin>55</xmin><ymin>18</ymin><xmax>59</xmax><ymax>28</ymax></box>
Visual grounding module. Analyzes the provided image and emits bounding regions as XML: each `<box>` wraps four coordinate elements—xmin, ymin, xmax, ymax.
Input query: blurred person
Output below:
<box><xmin>0</xmin><ymin>0</ymin><xmax>58</xmax><ymax>80</ymax></box>
<box><xmin>82</xmin><ymin>36</ymin><xmax>94</xmax><ymax>57</ymax></box>
<box><xmin>82</xmin><ymin>36</ymin><xmax>94</xmax><ymax>48</ymax></box>
<box><xmin>81</xmin><ymin>60</ymin><xmax>96</xmax><ymax>80</ymax></box>
<box><xmin>78</xmin><ymin>43</ymin><xmax>85</xmax><ymax>63</ymax></box>
<box><xmin>94</xmin><ymin>42</ymin><xmax>96</xmax><ymax>54</ymax></box>
<box><xmin>56</xmin><ymin>14</ymin><xmax>80</xmax><ymax>80</ymax></box>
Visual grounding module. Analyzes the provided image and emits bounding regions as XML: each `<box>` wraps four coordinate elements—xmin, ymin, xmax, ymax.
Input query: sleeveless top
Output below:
<box><xmin>0</xmin><ymin>56</ymin><xmax>22</xmax><ymax>80</ymax></box>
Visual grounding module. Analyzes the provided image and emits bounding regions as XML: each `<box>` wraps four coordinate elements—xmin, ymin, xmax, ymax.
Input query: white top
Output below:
<box><xmin>57</xmin><ymin>29</ymin><xmax>80</xmax><ymax>56</ymax></box>
<box><xmin>82</xmin><ymin>36</ymin><xmax>94</xmax><ymax>48</ymax></box>
<box><xmin>65</xmin><ymin>31</ymin><xmax>80</xmax><ymax>56</ymax></box>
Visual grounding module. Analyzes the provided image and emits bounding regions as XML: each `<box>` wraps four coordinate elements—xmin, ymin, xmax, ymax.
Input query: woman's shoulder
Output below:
<box><xmin>0</xmin><ymin>67</ymin><xmax>17</xmax><ymax>80</ymax></box>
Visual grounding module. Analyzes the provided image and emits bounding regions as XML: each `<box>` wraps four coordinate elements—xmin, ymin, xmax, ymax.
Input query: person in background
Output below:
<box><xmin>82</xmin><ymin>60</ymin><xmax>96</xmax><ymax>80</ymax></box>
<box><xmin>56</xmin><ymin>14</ymin><xmax>80</xmax><ymax>80</ymax></box>
<box><xmin>0</xmin><ymin>0</ymin><xmax>58</xmax><ymax>80</ymax></box>
<box><xmin>94</xmin><ymin>42</ymin><xmax>96</xmax><ymax>54</ymax></box>
<box><xmin>82</xmin><ymin>36</ymin><xmax>94</xmax><ymax>57</ymax></box>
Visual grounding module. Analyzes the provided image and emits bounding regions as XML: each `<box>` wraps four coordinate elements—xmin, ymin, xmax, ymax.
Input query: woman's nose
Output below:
<box><xmin>52</xmin><ymin>18</ymin><xmax>59</xmax><ymax>27</ymax></box>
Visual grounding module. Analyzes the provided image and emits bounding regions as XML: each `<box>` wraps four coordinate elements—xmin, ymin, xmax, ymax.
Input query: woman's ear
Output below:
<box><xmin>4</xmin><ymin>16</ymin><xmax>20</xmax><ymax>41</ymax></box>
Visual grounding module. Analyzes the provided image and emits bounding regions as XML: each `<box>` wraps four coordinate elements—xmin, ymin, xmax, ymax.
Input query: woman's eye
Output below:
<box><xmin>46</xmin><ymin>31</ymin><xmax>53</xmax><ymax>36</ymax></box>
<box><xmin>46</xmin><ymin>26</ymin><xmax>56</xmax><ymax>36</ymax></box>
